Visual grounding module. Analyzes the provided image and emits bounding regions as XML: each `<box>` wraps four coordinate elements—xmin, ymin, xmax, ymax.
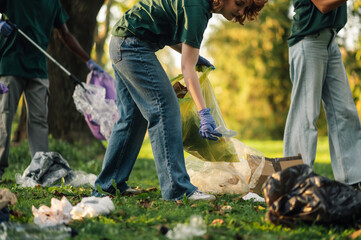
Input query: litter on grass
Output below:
<box><xmin>32</xmin><ymin>196</ymin><xmax>115</xmax><ymax>227</ymax></box>
<box><xmin>166</xmin><ymin>215</ymin><xmax>206</xmax><ymax>240</ymax></box>
<box><xmin>70</xmin><ymin>196</ymin><xmax>115</xmax><ymax>220</ymax></box>
<box><xmin>15</xmin><ymin>152</ymin><xmax>97</xmax><ymax>187</ymax></box>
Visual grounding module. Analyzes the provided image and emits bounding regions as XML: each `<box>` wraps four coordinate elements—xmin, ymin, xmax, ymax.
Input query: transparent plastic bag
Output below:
<box><xmin>171</xmin><ymin>67</ymin><xmax>265</xmax><ymax>194</ymax></box>
<box><xmin>185</xmin><ymin>138</ymin><xmax>265</xmax><ymax>194</ymax></box>
<box><xmin>171</xmin><ymin>67</ymin><xmax>239</xmax><ymax>162</ymax></box>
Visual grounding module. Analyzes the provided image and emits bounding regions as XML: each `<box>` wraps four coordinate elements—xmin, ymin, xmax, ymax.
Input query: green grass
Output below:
<box><xmin>0</xmin><ymin>137</ymin><xmax>357</xmax><ymax>240</ymax></box>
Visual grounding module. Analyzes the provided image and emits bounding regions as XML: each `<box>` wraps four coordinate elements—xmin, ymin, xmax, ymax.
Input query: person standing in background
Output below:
<box><xmin>0</xmin><ymin>0</ymin><xmax>103</xmax><ymax>181</ymax></box>
<box><xmin>284</xmin><ymin>0</ymin><xmax>361</xmax><ymax>190</ymax></box>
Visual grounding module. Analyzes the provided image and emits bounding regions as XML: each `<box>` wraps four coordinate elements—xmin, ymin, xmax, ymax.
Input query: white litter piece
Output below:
<box><xmin>242</xmin><ymin>192</ymin><xmax>265</xmax><ymax>202</ymax></box>
<box><xmin>32</xmin><ymin>196</ymin><xmax>73</xmax><ymax>227</ymax></box>
<box><xmin>70</xmin><ymin>196</ymin><xmax>115</xmax><ymax>220</ymax></box>
<box><xmin>166</xmin><ymin>215</ymin><xmax>206</xmax><ymax>240</ymax></box>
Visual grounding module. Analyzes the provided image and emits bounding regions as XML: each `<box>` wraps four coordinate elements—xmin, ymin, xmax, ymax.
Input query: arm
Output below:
<box><xmin>181</xmin><ymin>43</ymin><xmax>206</xmax><ymax>111</ymax></box>
<box><xmin>55</xmin><ymin>23</ymin><xmax>90</xmax><ymax>63</ymax></box>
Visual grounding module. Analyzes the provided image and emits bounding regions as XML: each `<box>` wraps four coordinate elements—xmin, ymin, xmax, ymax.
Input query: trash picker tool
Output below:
<box><xmin>3</xmin><ymin>15</ymin><xmax>86</xmax><ymax>91</ymax></box>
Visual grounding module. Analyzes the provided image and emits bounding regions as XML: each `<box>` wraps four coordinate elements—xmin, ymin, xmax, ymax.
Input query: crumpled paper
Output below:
<box><xmin>32</xmin><ymin>196</ymin><xmax>115</xmax><ymax>227</ymax></box>
<box><xmin>32</xmin><ymin>196</ymin><xmax>73</xmax><ymax>227</ymax></box>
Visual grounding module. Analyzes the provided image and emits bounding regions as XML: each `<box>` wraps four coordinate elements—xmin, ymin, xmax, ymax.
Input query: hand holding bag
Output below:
<box><xmin>311</xmin><ymin>0</ymin><xmax>346</xmax><ymax>14</ymax></box>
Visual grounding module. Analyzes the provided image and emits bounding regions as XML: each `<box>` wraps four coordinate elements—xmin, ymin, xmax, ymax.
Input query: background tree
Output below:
<box><xmin>47</xmin><ymin>0</ymin><xmax>105</xmax><ymax>142</ymax></box>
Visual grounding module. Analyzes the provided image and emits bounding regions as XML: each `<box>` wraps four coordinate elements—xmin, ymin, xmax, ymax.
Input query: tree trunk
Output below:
<box><xmin>47</xmin><ymin>0</ymin><xmax>105</xmax><ymax>142</ymax></box>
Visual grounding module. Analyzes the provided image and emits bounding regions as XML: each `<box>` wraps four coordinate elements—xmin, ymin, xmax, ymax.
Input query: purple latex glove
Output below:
<box><xmin>196</xmin><ymin>56</ymin><xmax>215</xmax><ymax>70</ymax></box>
<box><xmin>0</xmin><ymin>21</ymin><xmax>14</xmax><ymax>37</ymax></box>
<box><xmin>197</xmin><ymin>108</ymin><xmax>222</xmax><ymax>141</ymax></box>
<box><xmin>86</xmin><ymin>59</ymin><xmax>104</xmax><ymax>72</ymax></box>
<box><xmin>0</xmin><ymin>82</ymin><xmax>8</xmax><ymax>94</ymax></box>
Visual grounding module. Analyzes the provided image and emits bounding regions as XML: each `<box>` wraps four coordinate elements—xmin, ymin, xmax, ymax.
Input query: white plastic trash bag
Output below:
<box><xmin>73</xmin><ymin>83</ymin><xmax>117</xmax><ymax>140</ymax></box>
<box><xmin>70</xmin><ymin>196</ymin><xmax>115</xmax><ymax>220</ymax></box>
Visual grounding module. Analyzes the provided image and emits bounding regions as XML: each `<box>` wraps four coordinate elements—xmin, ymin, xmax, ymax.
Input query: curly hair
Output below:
<box><xmin>211</xmin><ymin>0</ymin><xmax>268</xmax><ymax>25</ymax></box>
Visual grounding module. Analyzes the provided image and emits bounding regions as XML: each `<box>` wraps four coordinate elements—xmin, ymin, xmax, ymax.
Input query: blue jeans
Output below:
<box><xmin>284</xmin><ymin>28</ymin><xmax>361</xmax><ymax>184</ymax></box>
<box><xmin>93</xmin><ymin>36</ymin><xmax>197</xmax><ymax>200</ymax></box>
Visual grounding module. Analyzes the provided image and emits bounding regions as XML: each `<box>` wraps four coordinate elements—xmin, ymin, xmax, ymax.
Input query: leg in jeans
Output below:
<box><xmin>24</xmin><ymin>78</ymin><xmax>49</xmax><ymax>158</ymax></box>
<box><xmin>0</xmin><ymin>76</ymin><xmax>25</xmax><ymax>172</ymax></box>
<box><xmin>94</xmin><ymin>36</ymin><xmax>197</xmax><ymax>200</ymax></box>
<box><xmin>322</xmin><ymin>38</ymin><xmax>361</xmax><ymax>184</ymax></box>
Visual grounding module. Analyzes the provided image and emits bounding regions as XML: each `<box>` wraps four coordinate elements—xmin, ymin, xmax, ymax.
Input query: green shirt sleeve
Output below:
<box><xmin>181</xmin><ymin>2</ymin><xmax>211</xmax><ymax>48</ymax></box>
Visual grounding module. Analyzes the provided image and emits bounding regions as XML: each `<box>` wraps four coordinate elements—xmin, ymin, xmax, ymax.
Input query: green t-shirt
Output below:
<box><xmin>287</xmin><ymin>0</ymin><xmax>347</xmax><ymax>46</ymax></box>
<box><xmin>0</xmin><ymin>0</ymin><xmax>68</xmax><ymax>78</ymax></box>
<box><xmin>112</xmin><ymin>0</ymin><xmax>212</xmax><ymax>49</ymax></box>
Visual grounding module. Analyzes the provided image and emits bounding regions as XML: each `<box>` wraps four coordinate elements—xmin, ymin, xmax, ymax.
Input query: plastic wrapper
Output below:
<box><xmin>73</xmin><ymin>72</ymin><xmax>118</xmax><ymax>140</ymax></box>
<box><xmin>15</xmin><ymin>152</ymin><xmax>96</xmax><ymax>187</ymax></box>
<box><xmin>70</xmin><ymin>196</ymin><xmax>115</xmax><ymax>220</ymax></box>
<box><xmin>263</xmin><ymin>164</ymin><xmax>361</xmax><ymax>227</ymax></box>
<box><xmin>171</xmin><ymin>67</ymin><xmax>265</xmax><ymax>194</ymax></box>
<box><xmin>166</xmin><ymin>215</ymin><xmax>206</xmax><ymax>240</ymax></box>
<box><xmin>0</xmin><ymin>222</ymin><xmax>74</xmax><ymax>240</ymax></box>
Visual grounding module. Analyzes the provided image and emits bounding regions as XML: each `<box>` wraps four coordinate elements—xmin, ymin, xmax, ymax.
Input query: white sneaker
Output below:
<box><xmin>188</xmin><ymin>190</ymin><xmax>216</xmax><ymax>201</ymax></box>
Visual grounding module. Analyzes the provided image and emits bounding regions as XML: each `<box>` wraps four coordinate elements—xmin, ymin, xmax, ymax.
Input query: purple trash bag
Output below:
<box><xmin>0</xmin><ymin>82</ymin><xmax>8</xmax><ymax>94</ymax></box>
<box><xmin>85</xmin><ymin>70</ymin><xmax>117</xmax><ymax>140</ymax></box>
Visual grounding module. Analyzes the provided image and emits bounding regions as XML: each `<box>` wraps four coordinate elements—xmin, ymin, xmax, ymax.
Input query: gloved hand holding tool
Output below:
<box><xmin>196</xmin><ymin>56</ymin><xmax>215</xmax><ymax>70</ymax></box>
<box><xmin>86</xmin><ymin>59</ymin><xmax>104</xmax><ymax>72</ymax></box>
<box><xmin>0</xmin><ymin>20</ymin><xmax>14</xmax><ymax>37</ymax></box>
<box><xmin>198</xmin><ymin>108</ymin><xmax>222</xmax><ymax>141</ymax></box>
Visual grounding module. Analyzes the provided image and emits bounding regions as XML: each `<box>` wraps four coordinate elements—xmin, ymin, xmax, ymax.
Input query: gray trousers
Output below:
<box><xmin>0</xmin><ymin>76</ymin><xmax>49</xmax><ymax>170</ymax></box>
<box><xmin>284</xmin><ymin>29</ymin><xmax>361</xmax><ymax>184</ymax></box>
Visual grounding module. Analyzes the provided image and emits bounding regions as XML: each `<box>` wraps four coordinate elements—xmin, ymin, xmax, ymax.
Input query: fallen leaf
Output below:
<box><xmin>211</xmin><ymin>219</ymin><xmax>224</xmax><ymax>225</ymax></box>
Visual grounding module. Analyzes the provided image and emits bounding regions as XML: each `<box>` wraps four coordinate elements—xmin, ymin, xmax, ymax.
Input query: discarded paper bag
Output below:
<box><xmin>249</xmin><ymin>154</ymin><xmax>303</xmax><ymax>193</ymax></box>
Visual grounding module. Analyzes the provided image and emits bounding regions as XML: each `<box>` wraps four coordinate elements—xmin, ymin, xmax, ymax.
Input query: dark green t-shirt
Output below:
<box><xmin>112</xmin><ymin>0</ymin><xmax>212</xmax><ymax>49</ymax></box>
<box><xmin>0</xmin><ymin>0</ymin><xmax>68</xmax><ymax>78</ymax></box>
<box><xmin>287</xmin><ymin>0</ymin><xmax>347</xmax><ymax>46</ymax></box>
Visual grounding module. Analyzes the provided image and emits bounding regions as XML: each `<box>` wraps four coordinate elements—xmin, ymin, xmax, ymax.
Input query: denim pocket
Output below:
<box><xmin>110</xmin><ymin>37</ymin><xmax>125</xmax><ymax>64</ymax></box>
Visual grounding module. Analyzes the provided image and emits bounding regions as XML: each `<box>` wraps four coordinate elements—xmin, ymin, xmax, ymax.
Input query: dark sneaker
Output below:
<box><xmin>352</xmin><ymin>182</ymin><xmax>361</xmax><ymax>191</ymax></box>
<box><xmin>122</xmin><ymin>187</ymin><xmax>142</xmax><ymax>195</ymax></box>
<box><xmin>188</xmin><ymin>190</ymin><xmax>216</xmax><ymax>201</ymax></box>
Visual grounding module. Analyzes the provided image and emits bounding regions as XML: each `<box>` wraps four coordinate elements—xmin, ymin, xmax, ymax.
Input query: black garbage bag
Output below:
<box><xmin>263</xmin><ymin>164</ymin><xmax>361</xmax><ymax>227</ymax></box>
